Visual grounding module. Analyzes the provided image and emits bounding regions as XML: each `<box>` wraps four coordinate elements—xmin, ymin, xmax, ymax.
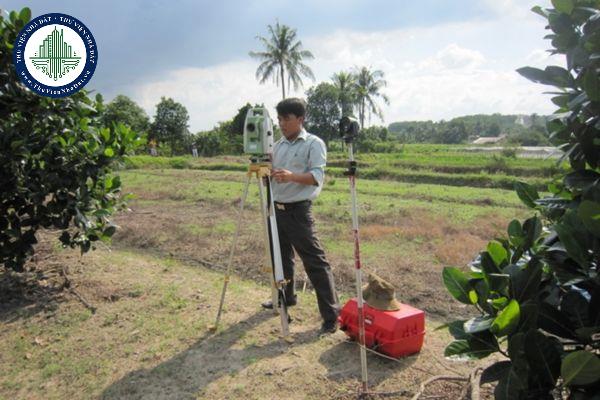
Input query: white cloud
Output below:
<box><xmin>133</xmin><ymin>61</ymin><xmax>306</xmax><ymax>132</ymax></box>
<box><xmin>131</xmin><ymin>5</ymin><xmax>560</xmax><ymax>131</ymax></box>
<box><xmin>481</xmin><ymin>0</ymin><xmax>542</xmax><ymax>20</ymax></box>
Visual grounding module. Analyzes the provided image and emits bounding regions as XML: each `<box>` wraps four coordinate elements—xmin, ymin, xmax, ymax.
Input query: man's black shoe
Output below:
<box><xmin>319</xmin><ymin>321</ymin><xmax>338</xmax><ymax>335</ymax></box>
<box><xmin>261</xmin><ymin>295</ymin><xmax>297</xmax><ymax>310</ymax></box>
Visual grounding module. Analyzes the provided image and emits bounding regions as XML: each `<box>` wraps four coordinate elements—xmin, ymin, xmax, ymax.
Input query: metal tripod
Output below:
<box><xmin>211</xmin><ymin>157</ymin><xmax>291</xmax><ymax>339</ymax></box>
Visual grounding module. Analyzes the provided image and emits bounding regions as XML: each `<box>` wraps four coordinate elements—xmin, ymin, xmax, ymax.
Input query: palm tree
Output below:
<box><xmin>250</xmin><ymin>22</ymin><xmax>315</xmax><ymax>99</ymax></box>
<box><xmin>331</xmin><ymin>71</ymin><xmax>357</xmax><ymax>117</ymax></box>
<box><xmin>353</xmin><ymin>66</ymin><xmax>390</xmax><ymax>129</ymax></box>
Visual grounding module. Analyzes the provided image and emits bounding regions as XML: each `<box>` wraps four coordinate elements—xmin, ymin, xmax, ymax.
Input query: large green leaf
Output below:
<box><xmin>522</xmin><ymin>216</ymin><xmax>543</xmax><ymax>249</ymax></box>
<box><xmin>516</xmin><ymin>66</ymin><xmax>574</xmax><ymax>87</ymax></box>
<box><xmin>578</xmin><ymin>200</ymin><xmax>600</xmax><ymax>237</ymax></box>
<box><xmin>524</xmin><ymin>330</ymin><xmax>562</xmax><ymax>387</ymax></box>
<box><xmin>487</xmin><ymin>240</ymin><xmax>508</xmax><ymax>268</ymax></box>
<box><xmin>481</xmin><ymin>361</ymin><xmax>512</xmax><ymax>384</ymax></box>
<box><xmin>561</xmin><ymin>289</ymin><xmax>590</xmax><ymax>329</ymax></box>
<box><xmin>561</xmin><ymin>351</ymin><xmax>600</xmax><ymax>386</ymax></box>
<box><xmin>514</xmin><ymin>181</ymin><xmax>540</xmax><ymax>208</ymax></box>
<box><xmin>508</xmin><ymin>219</ymin><xmax>525</xmax><ymax>247</ymax></box>
<box><xmin>564</xmin><ymin>170</ymin><xmax>600</xmax><ymax>191</ymax></box>
<box><xmin>552</xmin><ymin>0</ymin><xmax>574</xmax><ymax>14</ymax></box>
<box><xmin>442</xmin><ymin>267</ymin><xmax>471</xmax><ymax>304</ymax></box>
<box><xmin>464</xmin><ymin>316</ymin><xmax>494</xmax><ymax>334</ymax></box>
<box><xmin>555</xmin><ymin>210</ymin><xmax>591</xmax><ymax>267</ymax></box>
<box><xmin>583</xmin><ymin>68</ymin><xmax>600</xmax><ymax>101</ymax></box>
<box><xmin>444</xmin><ymin>332</ymin><xmax>498</xmax><ymax>360</ymax></box>
<box><xmin>539</xmin><ymin>302</ymin><xmax>577</xmax><ymax>339</ymax></box>
<box><xmin>495</xmin><ymin>333</ymin><xmax>529</xmax><ymax>400</ymax></box>
<box><xmin>18</xmin><ymin>7</ymin><xmax>31</xmax><ymax>23</ymax></box>
<box><xmin>517</xmin><ymin>301</ymin><xmax>539</xmax><ymax>331</ymax></box>
<box><xmin>504</xmin><ymin>259</ymin><xmax>543</xmax><ymax>302</ymax></box>
<box><xmin>491</xmin><ymin>299</ymin><xmax>520</xmax><ymax>336</ymax></box>
<box><xmin>487</xmin><ymin>273</ymin><xmax>510</xmax><ymax>294</ymax></box>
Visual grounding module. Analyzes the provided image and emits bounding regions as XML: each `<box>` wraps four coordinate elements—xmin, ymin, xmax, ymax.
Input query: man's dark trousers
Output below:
<box><xmin>274</xmin><ymin>201</ymin><xmax>339</xmax><ymax>324</ymax></box>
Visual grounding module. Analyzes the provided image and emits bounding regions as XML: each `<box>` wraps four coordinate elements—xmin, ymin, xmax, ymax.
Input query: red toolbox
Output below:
<box><xmin>338</xmin><ymin>298</ymin><xmax>425</xmax><ymax>358</ymax></box>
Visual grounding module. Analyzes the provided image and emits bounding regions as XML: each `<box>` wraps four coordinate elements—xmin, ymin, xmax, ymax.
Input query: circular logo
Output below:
<box><xmin>12</xmin><ymin>13</ymin><xmax>98</xmax><ymax>98</ymax></box>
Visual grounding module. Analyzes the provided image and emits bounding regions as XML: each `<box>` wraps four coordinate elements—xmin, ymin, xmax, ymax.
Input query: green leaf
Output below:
<box><xmin>491</xmin><ymin>299</ymin><xmax>520</xmax><ymax>336</ymax></box>
<box><xmin>442</xmin><ymin>267</ymin><xmax>472</xmax><ymax>304</ymax></box>
<box><xmin>104</xmin><ymin>148</ymin><xmax>114</xmax><ymax>157</ymax></box>
<box><xmin>561</xmin><ymin>351</ymin><xmax>600</xmax><ymax>386</ymax></box>
<box><xmin>531</xmin><ymin>6</ymin><xmax>549</xmax><ymax>18</ymax></box>
<box><xmin>522</xmin><ymin>216</ymin><xmax>543</xmax><ymax>249</ymax></box>
<box><xmin>555</xmin><ymin>211</ymin><xmax>591</xmax><ymax>267</ymax></box>
<box><xmin>539</xmin><ymin>302</ymin><xmax>577</xmax><ymax>339</ymax></box>
<box><xmin>517</xmin><ymin>301</ymin><xmax>539</xmax><ymax>331</ymax></box>
<box><xmin>578</xmin><ymin>200</ymin><xmax>600</xmax><ymax>237</ymax></box>
<box><xmin>494</xmin><ymin>367</ymin><xmax>527</xmax><ymax>400</ymax></box>
<box><xmin>504</xmin><ymin>259</ymin><xmax>543</xmax><ymax>302</ymax></box>
<box><xmin>490</xmin><ymin>297</ymin><xmax>509</xmax><ymax>310</ymax></box>
<box><xmin>444</xmin><ymin>333</ymin><xmax>498</xmax><ymax>360</ymax></box>
<box><xmin>100</xmin><ymin>128</ymin><xmax>110</xmax><ymax>142</ymax></box>
<box><xmin>103</xmin><ymin>225</ymin><xmax>117</xmax><ymax>237</ymax></box>
<box><xmin>583</xmin><ymin>68</ymin><xmax>600</xmax><ymax>101</ymax></box>
<box><xmin>561</xmin><ymin>290</ymin><xmax>590</xmax><ymax>329</ymax></box>
<box><xmin>514</xmin><ymin>181</ymin><xmax>540</xmax><ymax>208</ymax></box>
<box><xmin>564</xmin><ymin>170</ymin><xmax>600</xmax><ymax>191</ymax></box>
<box><xmin>524</xmin><ymin>330</ymin><xmax>562</xmax><ymax>387</ymax></box>
<box><xmin>481</xmin><ymin>361</ymin><xmax>512</xmax><ymax>384</ymax></box>
<box><xmin>516</xmin><ymin>66</ymin><xmax>573</xmax><ymax>87</ymax></box>
<box><xmin>508</xmin><ymin>219</ymin><xmax>524</xmax><ymax>246</ymax></box>
<box><xmin>468</xmin><ymin>289</ymin><xmax>478</xmax><ymax>304</ymax></box>
<box><xmin>552</xmin><ymin>0</ymin><xmax>574</xmax><ymax>14</ymax></box>
<box><xmin>18</xmin><ymin>7</ymin><xmax>31</xmax><ymax>23</ymax></box>
<box><xmin>487</xmin><ymin>273</ymin><xmax>510</xmax><ymax>294</ymax></box>
<box><xmin>487</xmin><ymin>240</ymin><xmax>508</xmax><ymax>267</ymax></box>
<box><xmin>104</xmin><ymin>176</ymin><xmax>114</xmax><ymax>190</ymax></box>
<box><xmin>464</xmin><ymin>316</ymin><xmax>494</xmax><ymax>333</ymax></box>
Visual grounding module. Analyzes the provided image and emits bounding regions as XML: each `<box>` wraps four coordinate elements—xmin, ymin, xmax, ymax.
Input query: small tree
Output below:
<box><xmin>150</xmin><ymin>97</ymin><xmax>190</xmax><ymax>156</ymax></box>
<box><xmin>305</xmin><ymin>82</ymin><xmax>341</xmax><ymax>145</ymax></box>
<box><xmin>0</xmin><ymin>9</ymin><xmax>144</xmax><ymax>271</ymax></box>
<box><xmin>101</xmin><ymin>95</ymin><xmax>150</xmax><ymax>135</ymax></box>
<box><xmin>442</xmin><ymin>2</ymin><xmax>600</xmax><ymax>399</ymax></box>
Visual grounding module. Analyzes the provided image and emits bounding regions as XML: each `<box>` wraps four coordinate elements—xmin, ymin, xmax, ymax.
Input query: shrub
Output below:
<box><xmin>442</xmin><ymin>2</ymin><xmax>600</xmax><ymax>399</ymax></box>
<box><xmin>0</xmin><ymin>9</ymin><xmax>144</xmax><ymax>271</ymax></box>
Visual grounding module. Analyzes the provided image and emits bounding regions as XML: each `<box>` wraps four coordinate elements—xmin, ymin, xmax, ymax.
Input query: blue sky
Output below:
<box><xmin>3</xmin><ymin>0</ymin><xmax>558</xmax><ymax>131</ymax></box>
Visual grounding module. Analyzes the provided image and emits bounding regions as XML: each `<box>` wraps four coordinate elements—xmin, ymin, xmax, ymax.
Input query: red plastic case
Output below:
<box><xmin>338</xmin><ymin>298</ymin><xmax>425</xmax><ymax>358</ymax></box>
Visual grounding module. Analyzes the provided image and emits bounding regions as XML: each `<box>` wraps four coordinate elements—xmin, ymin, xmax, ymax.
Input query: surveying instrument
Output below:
<box><xmin>210</xmin><ymin>106</ymin><xmax>291</xmax><ymax>339</ymax></box>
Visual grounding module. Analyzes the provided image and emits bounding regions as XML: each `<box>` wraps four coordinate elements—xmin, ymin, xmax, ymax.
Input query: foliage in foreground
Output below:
<box><xmin>443</xmin><ymin>2</ymin><xmax>600</xmax><ymax>399</ymax></box>
<box><xmin>0</xmin><ymin>9</ymin><xmax>144</xmax><ymax>271</ymax></box>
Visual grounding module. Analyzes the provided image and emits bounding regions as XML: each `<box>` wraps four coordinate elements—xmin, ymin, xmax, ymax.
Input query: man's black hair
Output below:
<box><xmin>276</xmin><ymin>98</ymin><xmax>307</xmax><ymax>118</ymax></box>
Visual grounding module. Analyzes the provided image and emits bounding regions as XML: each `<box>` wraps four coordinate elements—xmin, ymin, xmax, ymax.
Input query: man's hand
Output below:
<box><xmin>271</xmin><ymin>169</ymin><xmax>318</xmax><ymax>186</ymax></box>
<box><xmin>271</xmin><ymin>169</ymin><xmax>294</xmax><ymax>183</ymax></box>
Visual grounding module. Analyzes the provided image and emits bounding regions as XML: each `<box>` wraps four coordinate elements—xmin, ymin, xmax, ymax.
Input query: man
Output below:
<box><xmin>261</xmin><ymin>97</ymin><xmax>340</xmax><ymax>335</ymax></box>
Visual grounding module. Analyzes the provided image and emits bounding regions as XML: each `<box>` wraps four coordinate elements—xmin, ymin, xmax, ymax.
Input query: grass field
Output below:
<box><xmin>0</xmin><ymin>144</ymin><xmax>557</xmax><ymax>399</ymax></box>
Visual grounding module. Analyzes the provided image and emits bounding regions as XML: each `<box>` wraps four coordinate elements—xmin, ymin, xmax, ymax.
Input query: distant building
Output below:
<box><xmin>472</xmin><ymin>134</ymin><xmax>506</xmax><ymax>145</ymax></box>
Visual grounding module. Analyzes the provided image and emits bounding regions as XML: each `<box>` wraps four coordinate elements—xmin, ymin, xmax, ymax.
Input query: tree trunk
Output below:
<box><xmin>280</xmin><ymin>63</ymin><xmax>286</xmax><ymax>100</ymax></box>
<box><xmin>360</xmin><ymin>99</ymin><xmax>365</xmax><ymax>129</ymax></box>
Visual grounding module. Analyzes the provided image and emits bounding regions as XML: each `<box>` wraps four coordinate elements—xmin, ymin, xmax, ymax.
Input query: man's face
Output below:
<box><xmin>278</xmin><ymin>113</ymin><xmax>304</xmax><ymax>139</ymax></box>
